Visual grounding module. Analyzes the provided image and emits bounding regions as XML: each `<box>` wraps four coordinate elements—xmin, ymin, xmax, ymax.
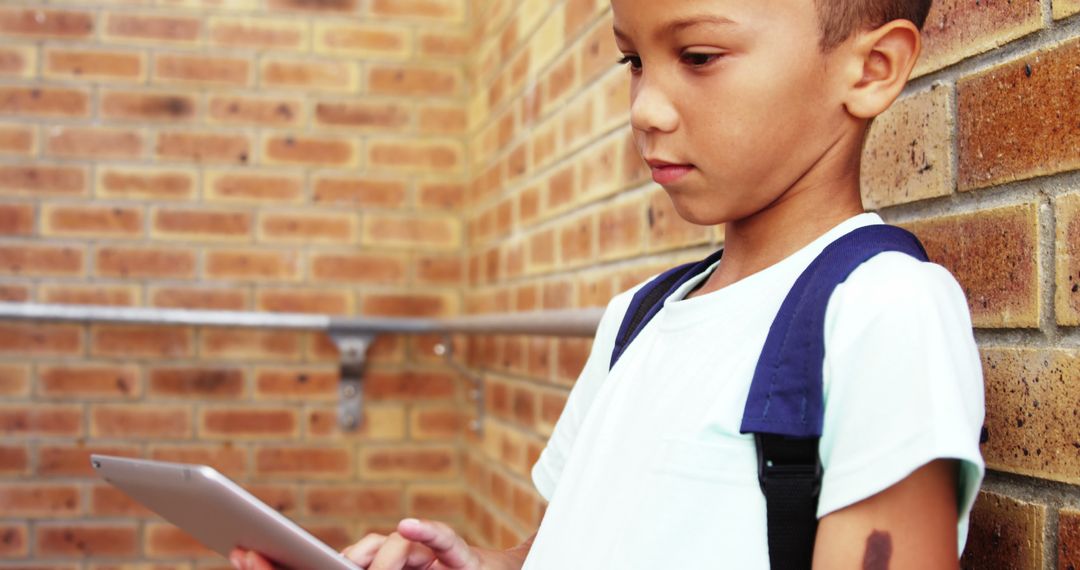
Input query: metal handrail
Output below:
<box><xmin>0</xmin><ymin>302</ymin><xmax>604</xmax><ymax>337</ymax></box>
<box><xmin>0</xmin><ymin>301</ymin><xmax>605</xmax><ymax>432</ymax></box>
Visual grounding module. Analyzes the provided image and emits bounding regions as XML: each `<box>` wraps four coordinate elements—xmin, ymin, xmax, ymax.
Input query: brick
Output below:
<box><xmin>0</xmin><ymin>202</ymin><xmax>33</xmax><ymax>235</ymax></box>
<box><xmin>0</xmin><ymin>445</ymin><xmax>29</xmax><ymax>474</ymax></box>
<box><xmin>259</xmin><ymin>212</ymin><xmax>356</xmax><ymax>244</ymax></box>
<box><xmin>861</xmin><ymin>84</ymin><xmax>954</xmax><ymax>209</ymax></box>
<box><xmin>154</xmin><ymin>53</ymin><xmax>250</xmax><ymax>86</ymax></box>
<box><xmin>1055</xmin><ymin>0</ymin><xmax>1080</xmax><ymax>18</ymax></box>
<box><xmin>44</xmin><ymin>48</ymin><xmax>144</xmax><ymax>81</ymax></box>
<box><xmin>150</xmin><ymin>286</ymin><xmax>248</xmax><ymax>310</ymax></box>
<box><xmin>579</xmin><ymin>14</ymin><xmax>619</xmax><ymax>84</ymax></box>
<box><xmin>1061</xmin><ymin>509</ymin><xmax>1080</xmax><ymax>570</ymax></box>
<box><xmin>407</xmin><ymin>484</ymin><xmax>464</xmax><ymax>520</ymax></box>
<box><xmin>0</xmin><ymin>124</ymin><xmax>34</xmax><ymax>156</ymax></box>
<box><xmin>199</xmin><ymin>328</ymin><xmax>303</xmax><ymax>362</ymax></box>
<box><xmin>0</xmin><ymin>244</ymin><xmax>84</xmax><ymax>277</ymax></box>
<box><xmin>0</xmin><ymin>8</ymin><xmax>94</xmax><ymax>39</ymax></box>
<box><xmin>37</xmin><ymin>444</ymin><xmax>139</xmax><ymax>477</ymax></box>
<box><xmin>0</xmin><ymin>403</ymin><xmax>82</xmax><ymax>438</ymax></box>
<box><xmin>0</xmin><ymin>164</ymin><xmax>87</xmax><ymax>196</ymax></box>
<box><xmin>314</xmin><ymin>100</ymin><xmax>411</xmax><ymax>130</ymax></box>
<box><xmin>417</xmin><ymin>31</ymin><xmax>472</xmax><ymax>59</ymax></box>
<box><xmin>200</xmin><ymin>408</ymin><xmax>297</xmax><ymax>439</ymax></box>
<box><xmin>419</xmin><ymin>181</ymin><xmax>465</xmax><ymax>211</ymax></box>
<box><xmin>358</xmin><ymin>445</ymin><xmax>458</xmax><ymax>480</ymax></box>
<box><xmin>417</xmin><ymin>256</ymin><xmax>463</xmax><ymax>285</ymax></box>
<box><xmin>41</xmin><ymin>283</ymin><xmax>140</xmax><ymax>307</ymax></box>
<box><xmin>0</xmin><ymin>324</ymin><xmax>81</xmax><ymax>356</ymax></box>
<box><xmin>208</xmin><ymin>17</ymin><xmax>306</xmax><ymax>50</ymax></box>
<box><xmin>313</xmin><ymin>176</ymin><xmax>408</xmax><ymax>207</ymax></box>
<box><xmin>255</xmin><ymin>446</ymin><xmax>352</xmax><ymax>479</ymax></box>
<box><xmin>528</xmin><ymin>228</ymin><xmax>555</xmax><ymax>273</ymax></box>
<box><xmin>365</xmin><ymin>370</ymin><xmax>456</xmax><ymax>400</ymax></box>
<box><xmin>361</xmin><ymin>292</ymin><xmax>454</xmax><ymax>317</ymax></box>
<box><xmin>560</xmin><ymin>213</ymin><xmax>594</xmax><ymax>266</ymax></box>
<box><xmin>149</xmin><ymin>445</ymin><xmax>247</xmax><ymax>479</ymax></box>
<box><xmin>306</xmin><ymin>405</ymin><xmax>407</xmax><ymax>439</ymax></box>
<box><xmin>254</xmin><ymin>367</ymin><xmax>337</xmax><ymax>401</ymax></box>
<box><xmin>556</xmin><ymin>337</ymin><xmax>591</xmax><ymax>384</ymax></box>
<box><xmin>205</xmin><ymin>170</ymin><xmax>303</xmax><ymax>203</ymax></box>
<box><xmin>362</xmin><ymin>213</ymin><xmax>460</xmax><ymax>249</ymax></box>
<box><xmin>410</xmin><ymin>406</ymin><xmax>465</xmax><ymax>439</ymax></box>
<box><xmin>0</xmin><ymin>45</ymin><xmax>36</xmax><ymax>77</ymax></box>
<box><xmin>261</xmin><ymin>58</ymin><xmax>357</xmax><ymax>92</ymax></box>
<box><xmin>89</xmin><ymin>484</ymin><xmax>148</xmax><ymax>517</ymax></box>
<box><xmin>961</xmin><ymin>491</ymin><xmax>1045</xmax><ymax>569</ymax></box>
<box><xmin>419</xmin><ymin>104</ymin><xmax>467</xmax><ymax>134</ymax></box>
<box><xmin>305</xmin><ymin>485</ymin><xmax>402</xmax><ymax>517</ymax></box>
<box><xmin>151</xmin><ymin>207</ymin><xmax>252</xmax><ymax>242</ymax></box>
<box><xmin>209</xmin><ymin>95</ymin><xmax>303</xmax><ymax>127</ymax></box>
<box><xmin>263</xmin><ymin>134</ymin><xmax>357</xmax><ymax>167</ymax></box>
<box><xmin>256</xmin><ymin>288</ymin><xmax>352</xmax><ymax>314</ymax></box>
<box><xmin>958</xmin><ymin>39</ymin><xmax>1080</xmax><ymax>191</ymax></box>
<box><xmin>97</xmin><ymin>167</ymin><xmax>195</xmax><ymax>200</ymax></box>
<box><xmin>101</xmin><ymin>90</ymin><xmax>197</xmax><ymax>122</ymax></box>
<box><xmin>148</xmin><ymin>367</ymin><xmax>245</xmax><ymax>399</ymax></box>
<box><xmin>91</xmin><ymin>405</ymin><xmax>191</xmax><ymax>439</ymax></box>
<box><xmin>0</xmin><ymin>364</ymin><xmax>30</xmax><ymax>397</ymax></box>
<box><xmin>0</xmin><ymin>522</ymin><xmax>27</xmax><ymax>556</ymax></box>
<box><xmin>0</xmin><ymin>484</ymin><xmax>80</xmax><ymax>518</ymax></box>
<box><xmin>42</xmin><ymin>204</ymin><xmax>143</xmax><ymax>238</ymax></box>
<box><xmin>918</xmin><ymin>0</ymin><xmax>1043</xmax><ymax>76</ymax></box>
<box><xmin>145</xmin><ymin>523</ymin><xmax>213</xmax><ymax>558</ymax></box>
<box><xmin>156</xmin><ymin>131</ymin><xmax>250</xmax><ymax>164</ymax></box>
<box><xmin>0</xmin><ymin>86</ymin><xmax>90</xmax><ymax>118</ymax></box>
<box><xmin>598</xmin><ymin>197</ymin><xmax>644</xmax><ymax>261</ymax></box>
<box><xmin>95</xmin><ymin>246</ymin><xmax>196</xmax><ymax>279</ymax></box>
<box><xmin>368</xmin><ymin>65</ymin><xmax>461</xmax><ymax>97</ymax></box>
<box><xmin>1056</xmin><ymin>192</ymin><xmax>1080</xmax><ymax>324</ymax></box>
<box><xmin>266</xmin><ymin>0</ymin><xmax>359</xmax><ymax>12</ymax></box>
<box><xmin>46</xmin><ymin>127</ymin><xmax>142</xmax><ymax>160</ymax></box>
<box><xmin>91</xmin><ymin>325</ymin><xmax>193</xmax><ymax>359</ymax></box>
<box><xmin>981</xmin><ymin>348</ymin><xmax>1080</xmax><ymax>484</ymax></box>
<box><xmin>37</xmin><ymin>523</ymin><xmax>138</xmax><ymax>557</ymax></box>
<box><xmin>205</xmin><ymin>248</ymin><xmax>300</xmax><ymax>281</ymax></box>
<box><xmin>369</xmin><ymin>0</ymin><xmax>464</xmax><ymax>21</ymax></box>
<box><xmin>314</xmin><ymin>23</ymin><xmax>410</xmax><ymax>57</ymax></box>
<box><xmin>904</xmin><ymin>204</ymin><xmax>1040</xmax><ymax>328</ymax></box>
<box><xmin>104</xmin><ymin>13</ymin><xmax>200</xmax><ymax>43</ymax></box>
<box><xmin>309</xmin><ymin>251</ymin><xmax>406</xmax><ymax>284</ymax></box>
<box><xmin>0</xmin><ymin>284</ymin><xmax>30</xmax><ymax>302</ymax></box>
<box><xmin>39</xmin><ymin>364</ymin><xmax>141</xmax><ymax>399</ymax></box>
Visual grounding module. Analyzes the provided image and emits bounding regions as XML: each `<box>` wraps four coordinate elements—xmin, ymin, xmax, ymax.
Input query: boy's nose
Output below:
<box><xmin>630</xmin><ymin>79</ymin><xmax>679</xmax><ymax>134</ymax></box>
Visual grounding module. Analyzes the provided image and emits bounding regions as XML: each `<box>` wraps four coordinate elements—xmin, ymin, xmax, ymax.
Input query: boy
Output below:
<box><xmin>233</xmin><ymin>0</ymin><xmax>984</xmax><ymax>568</ymax></box>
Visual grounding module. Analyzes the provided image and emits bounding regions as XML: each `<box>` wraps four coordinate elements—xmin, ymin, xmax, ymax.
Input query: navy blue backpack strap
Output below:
<box><xmin>609</xmin><ymin>248</ymin><xmax>724</xmax><ymax>370</ymax></box>
<box><xmin>741</xmin><ymin>224</ymin><xmax>928</xmax><ymax>570</ymax></box>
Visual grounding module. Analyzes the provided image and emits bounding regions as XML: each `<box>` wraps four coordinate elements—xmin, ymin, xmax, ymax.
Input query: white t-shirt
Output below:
<box><xmin>524</xmin><ymin>213</ymin><xmax>985</xmax><ymax>569</ymax></box>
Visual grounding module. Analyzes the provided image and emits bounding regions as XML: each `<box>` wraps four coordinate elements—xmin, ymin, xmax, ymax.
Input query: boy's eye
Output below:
<box><xmin>617</xmin><ymin>55</ymin><xmax>642</xmax><ymax>72</ymax></box>
<box><xmin>680</xmin><ymin>53</ymin><xmax>721</xmax><ymax>67</ymax></box>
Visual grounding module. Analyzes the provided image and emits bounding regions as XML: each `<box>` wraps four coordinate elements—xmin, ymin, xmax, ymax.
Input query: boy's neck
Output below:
<box><xmin>689</xmin><ymin>143</ymin><xmax>866</xmax><ymax>297</ymax></box>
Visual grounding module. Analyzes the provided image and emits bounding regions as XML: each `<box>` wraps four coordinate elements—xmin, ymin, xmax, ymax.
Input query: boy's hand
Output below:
<box><xmin>342</xmin><ymin>518</ymin><xmax>481</xmax><ymax>570</ymax></box>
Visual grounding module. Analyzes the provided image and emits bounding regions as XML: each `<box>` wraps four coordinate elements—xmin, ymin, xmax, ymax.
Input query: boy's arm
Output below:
<box><xmin>812</xmin><ymin>459</ymin><xmax>959</xmax><ymax>570</ymax></box>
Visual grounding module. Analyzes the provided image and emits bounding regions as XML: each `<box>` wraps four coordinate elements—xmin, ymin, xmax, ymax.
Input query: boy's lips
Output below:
<box><xmin>646</xmin><ymin>158</ymin><xmax>694</xmax><ymax>185</ymax></box>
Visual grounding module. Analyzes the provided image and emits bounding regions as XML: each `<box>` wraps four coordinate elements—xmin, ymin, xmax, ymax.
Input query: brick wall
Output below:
<box><xmin>460</xmin><ymin>1</ymin><xmax>1080</xmax><ymax>568</ymax></box>
<box><xmin>0</xmin><ymin>0</ymin><xmax>471</xmax><ymax>566</ymax></box>
<box><xmin>2</xmin><ymin>0</ymin><xmax>1078</xmax><ymax>567</ymax></box>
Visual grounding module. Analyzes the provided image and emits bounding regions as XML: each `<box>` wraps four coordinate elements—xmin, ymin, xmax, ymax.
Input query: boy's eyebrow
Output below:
<box><xmin>613</xmin><ymin>14</ymin><xmax>738</xmax><ymax>43</ymax></box>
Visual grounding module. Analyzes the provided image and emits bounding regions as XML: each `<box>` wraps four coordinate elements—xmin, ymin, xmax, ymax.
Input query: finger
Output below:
<box><xmin>229</xmin><ymin>548</ymin><xmax>246</xmax><ymax>569</ymax></box>
<box><xmin>369</xmin><ymin>533</ymin><xmax>412</xmax><ymax>570</ymax></box>
<box><xmin>397</xmin><ymin>519</ymin><xmax>476</xmax><ymax>568</ymax></box>
<box><xmin>245</xmin><ymin>551</ymin><xmax>276</xmax><ymax>570</ymax></box>
<box><xmin>341</xmin><ymin>533</ymin><xmax>387</xmax><ymax>567</ymax></box>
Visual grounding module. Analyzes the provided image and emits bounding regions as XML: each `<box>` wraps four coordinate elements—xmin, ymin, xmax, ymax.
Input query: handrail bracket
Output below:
<box><xmin>329</xmin><ymin>333</ymin><xmax>376</xmax><ymax>432</ymax></box>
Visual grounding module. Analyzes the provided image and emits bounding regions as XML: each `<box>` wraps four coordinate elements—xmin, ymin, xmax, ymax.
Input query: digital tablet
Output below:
<box><xmin>91</xmin><ymin>454</ymin><xmax>360</xmax><ymax>570</ymax></box>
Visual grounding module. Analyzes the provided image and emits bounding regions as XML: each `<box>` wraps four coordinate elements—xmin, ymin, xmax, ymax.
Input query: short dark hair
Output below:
<box><xmin>815</xmin><ymin>0</ymin><xmax>934</xmax><ymax>50</ymax></box>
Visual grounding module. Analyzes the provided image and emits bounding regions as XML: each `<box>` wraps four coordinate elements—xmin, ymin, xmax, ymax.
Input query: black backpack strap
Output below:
<box><xmin>609</xmin><ymin>248</ymin><xmax>724</xmax><ymax>370</ymax></box>
<box><xmin>741</xmin><ymin>225</ymin><xmax>929</xmax><ymax>570</ymax></box>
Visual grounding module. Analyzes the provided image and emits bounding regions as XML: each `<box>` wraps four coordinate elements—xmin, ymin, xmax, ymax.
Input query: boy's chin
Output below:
<box><xmin>664</xmin><ymin>190</ymin><xmax>738</xmax><ymax>227</ymax></box>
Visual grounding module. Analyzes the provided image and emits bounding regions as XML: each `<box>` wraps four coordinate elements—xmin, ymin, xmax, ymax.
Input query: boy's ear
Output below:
<box><xmin>839</xmin><ymin>20</ymin><xmax>922</xmax><ymax>119</ymax></box>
